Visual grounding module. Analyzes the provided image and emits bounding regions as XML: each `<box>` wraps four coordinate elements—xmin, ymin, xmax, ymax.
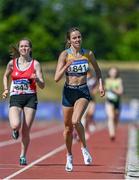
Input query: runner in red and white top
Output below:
<box><xmin>10</xmin><ymin>58</ymin><xmax>37</xmax><ymax>95</ymax></box>
<box><xmin>2</xmin><ymin>38</ymin><xmax>45</xmax><ymax>165</ymax></box>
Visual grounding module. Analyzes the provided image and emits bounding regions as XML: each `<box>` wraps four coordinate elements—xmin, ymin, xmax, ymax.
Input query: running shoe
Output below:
<box><xmin>12</xmin><ymin>130</ymin><xmax>19</xmax><ymax>140</ymax></box>
<box><xmin>65</xmin><ymin>154</ymin><xmax>73</xmax><ymax>172</ymax></box>
<box><xmin>81</xmin><ymin>147</ymin><xmax>92</xmax><ymax>165</ymax></box>
<box><xmin>20</xmin><ymin>156</ymin><xmax>27</xmax><ymax>165</ymax></box>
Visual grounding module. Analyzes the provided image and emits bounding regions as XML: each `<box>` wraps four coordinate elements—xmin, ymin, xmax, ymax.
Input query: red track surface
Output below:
<box><xmin>0</xmin><ymin>121</ymin><xmax>128</xmax><ymax>179</ymax></box>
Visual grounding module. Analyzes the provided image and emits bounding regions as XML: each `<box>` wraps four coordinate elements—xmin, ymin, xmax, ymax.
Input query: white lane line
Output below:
<box><xmin>3</xmin><ymin>144</ymin><xmax>66</xmax><ymax>180</ymax></box>
<box><xmin>0</xmin><ymin>122</ymin><xmax>58</xmax><ymax>135</ymax></box>
<box><xmin>125</xmin><ymin>125</ymin><xmax>139</xmax><ymax>179</ymax></box>
<box><xmin>3</xmin><ymin>123</ymin><xmax>106</xmax><ymax>179</ymax></box>
<box><xmin>0</xmin><ymin>124</ymin><xmax>63</xmax><ymax>147</ymax></box>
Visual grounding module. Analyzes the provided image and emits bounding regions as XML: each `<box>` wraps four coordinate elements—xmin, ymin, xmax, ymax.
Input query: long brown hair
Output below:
<box><xmin>65</xmin><ymin>27</ymin><xmax>81</xmax><ymax>49</ymax></box>
<box><xmin>9</xmin><ymin>38</ymin><xmax>32</xmax><ymax>59</ymax></box>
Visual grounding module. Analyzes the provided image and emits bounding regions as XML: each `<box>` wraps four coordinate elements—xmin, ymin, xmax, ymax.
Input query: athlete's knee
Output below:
<box><xmin>10</xmin><ymin>121</ymin><xmax>20</xmax><ymax>130</ymax></box>
<box><xmin>72</xmin><ymin>120</ymin><xmax>81</xmax><ymax>127</ymax></box>
<box><xmin>63</xmin><ymin>126</ymin><xmax>73</xmax><ymax>136</ymax></box>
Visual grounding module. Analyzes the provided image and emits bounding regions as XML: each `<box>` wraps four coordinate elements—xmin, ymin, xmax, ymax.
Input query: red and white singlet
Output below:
<box><xmin>10</xmin><ymin>59</ymin><xmax>36</xmax><ymax>96</ymax></box>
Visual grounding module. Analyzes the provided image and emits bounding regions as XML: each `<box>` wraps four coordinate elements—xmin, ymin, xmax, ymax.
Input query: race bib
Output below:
<box><xmin>13</xmin><ymin>79</ymin><xmax>30</xmax><ymax>91</ymax></box>
<box><xmin>106</xmin><ymin>91</ymin><xmax>118</xmax><ymax>101</ymax></box>
<box><xmin>67</xmin><ymin>60</ymin><xmax>88</xmax><ymax>74</ymax></box>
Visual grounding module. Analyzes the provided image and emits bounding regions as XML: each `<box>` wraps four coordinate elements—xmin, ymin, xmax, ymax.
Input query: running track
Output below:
<box><xmin>0</xmin><ymin>120</ymin><xmax>128</xmax><ymax>179</ymax></box>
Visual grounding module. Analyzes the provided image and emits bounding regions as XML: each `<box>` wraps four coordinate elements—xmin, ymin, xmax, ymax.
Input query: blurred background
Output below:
<box><xmin>0</xmin><ymin>0</ymin><xmax>139</xmax><ymax>122</ymax></box>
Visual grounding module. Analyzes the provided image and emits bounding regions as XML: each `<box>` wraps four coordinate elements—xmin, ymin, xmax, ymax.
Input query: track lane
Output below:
<box><xmin>0</xmin><ymin>121</ymin><xmax>64</xmax><ymax>178</ymax></box>
<box><xmin>1</xmin><ymin>122</ymin><xmax>128</xmax><ymax>179</ymax></box>
<box><xmin>11</xmin><ymin>125</ymin><xmax>128</xmax><ymax>179</ymax></box>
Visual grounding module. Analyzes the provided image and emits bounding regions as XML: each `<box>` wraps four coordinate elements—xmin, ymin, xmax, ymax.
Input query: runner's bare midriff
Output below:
<box><xmin>66</xmin><ymin>75</ymin><xmax>87</xmax><ymax>86</ymax></box>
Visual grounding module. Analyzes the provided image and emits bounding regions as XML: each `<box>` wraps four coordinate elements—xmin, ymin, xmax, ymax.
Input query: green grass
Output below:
<box><xmin>1</xmin><ymin>61</ymin><xmax>139</xmax><ymax>102</ymax></box>
<box><xmin>38</xmin><ymin>71</ymin><xmax>64</xmax><ymax>101</ymax></box>
<box><xmin>39</xmin><ymin>60</ymin><xmax>139</xmax><ymax>102</ymax></box>
<box><xmin>99</xmin><ymin>60</ymin><xmax>139</xmax><ymax>70</ymax></box>
<box><xmin>46</xmin><ymin>60</ymin><xmax>139</xmax><ymax>70</ymax></box>
<box><xmin>0</xmin><ymin>64</ymin><xmax>63</xmax><ymax>101</ymax></box>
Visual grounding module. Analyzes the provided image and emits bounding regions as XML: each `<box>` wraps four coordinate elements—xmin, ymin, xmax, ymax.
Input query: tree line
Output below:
<box><xmin>0</xmin><ymin>0</ymin><xmax>139</xmax><ymax>65</ymax></box>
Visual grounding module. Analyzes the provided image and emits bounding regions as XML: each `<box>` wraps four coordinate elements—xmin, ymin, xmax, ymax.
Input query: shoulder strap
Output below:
<box><xmin>81</xmin><ymin>48</ymin><xmax>88</xmax><ymax>54</ymax></box>
<box><xmin>66</xmin><ymin>48</ymin><xmax>72</xmax><ymax>54</ymax></box>
<box><xmin>12</xmin><ymin>58</ymin><xmax>16</xmax><ymax>68</ymax></box>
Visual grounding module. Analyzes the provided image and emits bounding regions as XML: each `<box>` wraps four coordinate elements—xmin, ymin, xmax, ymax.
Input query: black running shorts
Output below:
<box><xmin>9</xmin><ymin>94</ymin><xmax>38</xmax><ymax>110</ymax></box>
<box><xmin>62</xmin><ymin>83</ymin><xmax>91</xmax><ymax>107</ymax></box>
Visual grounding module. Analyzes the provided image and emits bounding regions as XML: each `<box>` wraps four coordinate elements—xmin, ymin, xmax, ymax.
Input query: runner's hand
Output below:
<box><xmin>99</xmin><ymin>86</ymin><xmax>105</xmax><ymax>97</ymax></box>
<box><xmin>2</xmin><ymin>89</ymin><xmax>9</xmax><ymax>99</ymax></box>
<box><xmin>30</xmin><ymin>73</ymin><xmax>39</xmax><ymax>82</ymax></box>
